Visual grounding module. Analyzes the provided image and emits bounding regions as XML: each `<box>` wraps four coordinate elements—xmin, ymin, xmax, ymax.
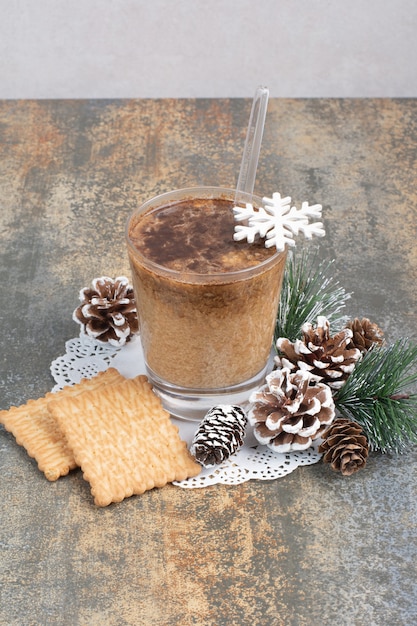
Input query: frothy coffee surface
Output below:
<box><xmin>129</xmin><ymin>197</ymin><xmax>275</xmax><ymax>273</ymax></box>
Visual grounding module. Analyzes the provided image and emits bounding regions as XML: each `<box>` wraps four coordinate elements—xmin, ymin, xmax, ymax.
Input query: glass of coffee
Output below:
<box><xmin>126</xmin><ymin>187</ymin><xmax>287</xmax><ymax>420</ymax></box>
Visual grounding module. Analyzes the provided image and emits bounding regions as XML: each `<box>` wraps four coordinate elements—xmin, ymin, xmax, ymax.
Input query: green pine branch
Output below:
<box><xmin>275</xmin><ymin>249</ymin><xmax>351</xmax><ymax>343</ymax></box>
<box><xmin>334</xmin><ymin>339</ymin><xmax>417</xmax><ymax>453</ymax></box>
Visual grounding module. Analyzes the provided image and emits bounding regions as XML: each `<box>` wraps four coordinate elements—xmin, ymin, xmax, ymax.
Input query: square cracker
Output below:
<box><xmin>0</xmin><ymin>368</ymin><xmax>125</xmax><ymax>481</ymax></box>
<box><xmin>48</xmin><ymin>375</ymin><xmax>201</xmax><ymax>506</ymax></box>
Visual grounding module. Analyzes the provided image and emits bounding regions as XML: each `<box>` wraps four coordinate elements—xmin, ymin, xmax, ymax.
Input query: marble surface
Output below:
<box><xmin>0</xmin><ymin>99</ymin><xmax>416</xmax><ymax>625</ymax></box>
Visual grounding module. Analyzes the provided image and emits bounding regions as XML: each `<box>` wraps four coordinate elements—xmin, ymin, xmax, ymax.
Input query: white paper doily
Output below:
<box><xmin>50</xmin><ymin>334</ymin><xmax>322</xmax><ymax>488</ymax></box>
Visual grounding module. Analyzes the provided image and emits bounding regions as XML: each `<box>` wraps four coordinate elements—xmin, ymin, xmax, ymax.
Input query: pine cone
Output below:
<box><xmin>345</xmin><ymin>317</ymin><xmax>385</xmax><ymax>353</ymax></box>
<box><xmin>248</xmin><ymin>368</ymin><xmax>335</xmax><ymax>453</ymax></box>
<box><xmin>73</xmin><ymin>276</ymin><xmax>138</xmax><ymax>347</ymax></box>
<box><xmin>319</xmin><ymin>418</ymin><xmax>369</xmax><ymax>475</ymax></box>
<box><xmin>190</xmin><ymin>405</ymin><xmax>247</xmax><ymax>468</ymax></box>
<box><xmin>276</xmin><ymin>316</ymin><xmax>361</xmax><ymax>390</ymax></box>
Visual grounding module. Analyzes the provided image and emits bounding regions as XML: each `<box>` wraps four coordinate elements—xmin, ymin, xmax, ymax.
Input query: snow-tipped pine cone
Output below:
<box><xmin>190</xmin><ymin>405</ymin><xmax>247</xmax><ymax>468</ymax></box>
<box><xmin>73</xmin><ymin>276</ymin><xmax>138</xmax><ymax>346</ymax></box>
<box><xmin>275</xmin><ymin>316</ymin><xmax>361</xmax><ymax>391</ymax></box>
<box><xmin>319</xmin><ymin>418</ymin><xmax>369</xmax><ymax>476</ymax></box>
<box><xmin>345</xmin><ymin>317</ymin><xmax>385</xmax><ymax>353</ymax></box>
<box><xmin>248</xmin><ymin>368</ymin><xmax>335</xmax><ymax>453</ymax></box>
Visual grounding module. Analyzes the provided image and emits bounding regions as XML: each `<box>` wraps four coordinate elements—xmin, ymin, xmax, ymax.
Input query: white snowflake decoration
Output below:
<box><xmin>233</xmin><ymin>192</ymin><xmax>326</xmax><ymax>251</ymax></box>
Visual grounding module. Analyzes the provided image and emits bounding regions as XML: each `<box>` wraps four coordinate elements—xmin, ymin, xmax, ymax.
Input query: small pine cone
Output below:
<box><xmin>190</xmin><ymin>405</ymin><xmax>247</xmax><ymax>468</ymax></box>
<box><xmin>73</xmin><ymin>276</ymin><xmax>138</xmax><ymax>347</ymax></box>
<box><xmin>319</xmin><ymin>418</ymin><xmax>369</xmax><ymax>476</ymax></box>
<box><xmin>345</xmin><ymin>317</ymin><xmax>385</xmax><ymax>353</ymax></box>
<box><xmin>275</xmin><ymin>316</ymin><xmax>361</xmax><ymax>390</ymax></box>
<box><xmin>248</xmin><ymin>368</ymin><xmax>335</xmax><ymax>453</ymax></box>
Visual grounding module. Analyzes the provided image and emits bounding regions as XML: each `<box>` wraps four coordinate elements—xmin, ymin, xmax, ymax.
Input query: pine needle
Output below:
<box><xmin>275</xmin><ymin>248</ymin><xmax>351</xmax><ymax>343</ymax></box>
<box><xmin>335</xmin><ymin>339</ymin><xmax>417</xmax><ymax>453</ymax></box>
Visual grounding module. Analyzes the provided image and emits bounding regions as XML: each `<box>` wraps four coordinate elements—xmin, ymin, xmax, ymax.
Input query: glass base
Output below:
<box><xmin>146</xmin><ymin>354</ymin><xmax>274</xmax><ymax>421</ymax></box>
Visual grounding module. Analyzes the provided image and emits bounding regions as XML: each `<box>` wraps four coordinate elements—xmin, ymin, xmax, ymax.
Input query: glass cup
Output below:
<box><xmin>126</xmin><ymin>187</ymin><xmax>287</xmax><ymax>420</ymax></box>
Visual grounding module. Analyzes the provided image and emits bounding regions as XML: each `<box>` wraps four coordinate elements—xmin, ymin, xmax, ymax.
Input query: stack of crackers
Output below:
<box><xmin>0</xmin><ymin>369</ymin><xmax>201</xmax><ymax>506</ymax></box>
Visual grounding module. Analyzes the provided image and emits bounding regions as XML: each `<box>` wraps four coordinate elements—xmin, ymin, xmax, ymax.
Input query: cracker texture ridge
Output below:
<box><xmin>48</xmin><ymin>375</ymin><xmax>201</xmax><ymax>506</ymax></box>
<box><xmin>0</xmin><ymin>368</ymin><xmax>124</xmax><ymax>481</ymax></box>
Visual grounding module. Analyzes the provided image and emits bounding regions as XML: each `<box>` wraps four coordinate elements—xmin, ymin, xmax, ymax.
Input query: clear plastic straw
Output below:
<box><xmin>234</xmin><ymin>85</ymin><xmax>269</xmax><ymax>205</ymax></box>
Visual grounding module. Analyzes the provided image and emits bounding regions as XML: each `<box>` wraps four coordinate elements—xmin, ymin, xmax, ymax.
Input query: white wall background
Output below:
<box><xmin>1</xmin><ymin>0</ymin><xmax>416</xmax><ymax>99</ymax></box>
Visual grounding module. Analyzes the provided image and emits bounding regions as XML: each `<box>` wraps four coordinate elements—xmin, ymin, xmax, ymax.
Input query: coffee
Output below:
<box><xmin>126</xmin><ymin>187</ymin><xmax>287</xmax><ymax>419</ymax></box>
<box><xmin>129</xmin><ymin>197</ymin><xmax>275</xmax><ymax>274</ymax></box>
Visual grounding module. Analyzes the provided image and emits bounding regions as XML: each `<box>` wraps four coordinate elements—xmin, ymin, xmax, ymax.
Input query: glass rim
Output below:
<box><xmin>125</xmin><ymin>186</ymin><xmax>286</xmax><ymax>283</ymax></box>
